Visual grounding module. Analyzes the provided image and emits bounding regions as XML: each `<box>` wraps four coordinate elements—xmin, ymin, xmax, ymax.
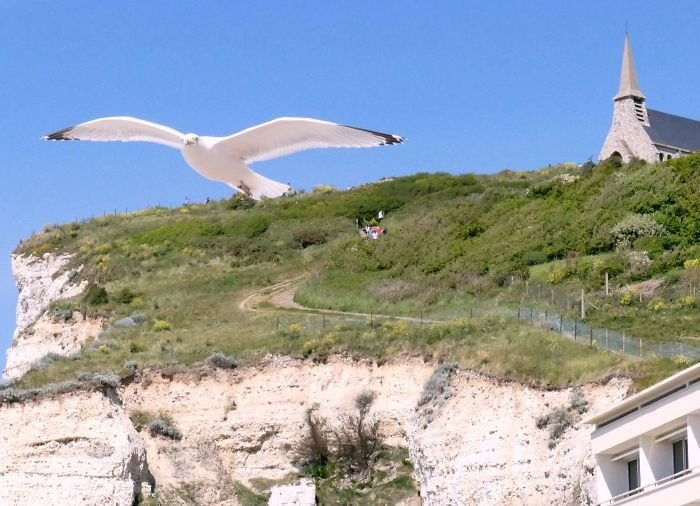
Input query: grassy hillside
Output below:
<box><xmin>10</xmin><ymin>155</ymin><xmax>700</xmax><ymax>390</ymax></box>
<box><xmin>297</xmin><ymin>156</ymin><xmax>700</xmax><ymax>341</ymax></box>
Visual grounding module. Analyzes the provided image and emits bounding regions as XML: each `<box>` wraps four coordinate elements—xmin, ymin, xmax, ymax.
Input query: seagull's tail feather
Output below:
<box><xmin>229</xmin><ymin>170</ymin><xmax>291</xmax><ymax>200</ymax></box>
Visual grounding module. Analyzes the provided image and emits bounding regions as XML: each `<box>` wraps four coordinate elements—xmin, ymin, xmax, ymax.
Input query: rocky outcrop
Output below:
<box><xmin>268</xmin><ymin>478</ymin><xmax>316</xmax><ymax>505</ymax></box>
<box><xmin>407</xmin><ymin>374</ymin><xmax>630</xmax><ymax>506</ymax></box>
<box><xmin>119</xmin><ymin>357</ymin><xmax>434</xmax><ymax>491</ymax></box>
<box><xmin>0</xmin><ymin>358</ymin><xmax>630</xmax><ymax>505</ymax></box>
<box><xmin>4</xmin><ymin>254</ymin><xmax>92</xmax><ymax>381</ymax></box>
<box><xmin>117</xmin><ymin>358</ymin><xmax>629</xmax><ymax>505</ymax></box>
<box><xmin>0</xmin><ymin>390</ymin><xmax>152</xmax><ymax>506</ymax></box>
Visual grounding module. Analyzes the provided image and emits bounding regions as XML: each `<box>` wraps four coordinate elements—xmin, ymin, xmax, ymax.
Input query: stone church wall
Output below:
<box><xmin>599</xmin><ymin>98</ymin><xmax>658</xmax><ymax>163</ymax></box>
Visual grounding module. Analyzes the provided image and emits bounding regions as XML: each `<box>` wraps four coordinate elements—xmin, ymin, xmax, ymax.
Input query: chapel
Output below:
<box><xmin>600</xmin><ymin>34</ymin><xmax>700</xmax><ymax>163</ymax></box>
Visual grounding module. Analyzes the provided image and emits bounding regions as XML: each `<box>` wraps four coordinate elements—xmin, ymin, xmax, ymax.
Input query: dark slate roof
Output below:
<box><xmin>645</xmin><ymin>109</ymin><xmax>700</xmax><ymax>151</ymax></box>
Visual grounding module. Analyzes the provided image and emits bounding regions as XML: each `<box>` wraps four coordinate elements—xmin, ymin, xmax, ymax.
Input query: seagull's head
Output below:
<box><xmin>183</xmin><ymin>133</ymin><xmax>200</xmax><ymax>146</ymax></box>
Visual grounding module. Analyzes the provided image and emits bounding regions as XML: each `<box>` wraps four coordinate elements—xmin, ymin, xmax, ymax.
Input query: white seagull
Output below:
<box><xmin>42</xmin><ymin>116</ymin><xmax>404</xmax><ymax>200</ymax></box>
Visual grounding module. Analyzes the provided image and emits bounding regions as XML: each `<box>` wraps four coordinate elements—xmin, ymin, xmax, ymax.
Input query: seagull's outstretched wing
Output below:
<box><xmin>214</xmin><ymin>117</ymin><xmax>403</xmax><ymax>164</ymax></box>
<box><xmin>42</xmin><ymin>116</ymin><xmax>184</xmax><ymax>149</ymax></box>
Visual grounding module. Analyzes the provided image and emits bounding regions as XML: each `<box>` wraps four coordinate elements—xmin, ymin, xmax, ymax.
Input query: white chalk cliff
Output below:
<box><xmin>0</xmin><ymin>253</ymin><xmax>631</xmax><ymax>505</ymax></box>
<box><xmin>4</xmin><ymin>253</ymin><xmax>95</xmax><ymax>381</ymax></box>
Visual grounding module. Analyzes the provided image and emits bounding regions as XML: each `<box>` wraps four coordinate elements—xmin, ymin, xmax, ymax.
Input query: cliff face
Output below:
<box><xmin>0</xmin><ymin>359</ymin><xmax>630</xmax><ymax>506</ymax></box>
<box><xmin>119</xmin><ymin>360</ymin><xmax>628</xmax><ymax>506</ymax></box>
<box><xmin>3</xmin><ymin>254</ymin><xmax>97</xmax><ymax>381</ymax></box>
<box><xmin>0</xmin><ymin>390</ymin><xmax>152</xmax><ymax>505</ymax></box>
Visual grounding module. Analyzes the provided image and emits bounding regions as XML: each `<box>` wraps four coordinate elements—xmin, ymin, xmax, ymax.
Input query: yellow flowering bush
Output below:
<box><xmin>619</xmin><ymin>292</ymin><xmax>634</xmax><ymax>306</ymax></box>
<box><xmin>129</xmin><ymin>296</ymin><xmax>145</xmax><ymax>308</ymax></box>
<box><xmin>547</xmin><ymin>267</ymin><xmax>572</xmax><ymax>285</ymax></box>
<box><xmin>279</xmin><ymin>323</ymin><xmax>304</xmax><ymax>339</ymax></box>
<box><xmin>153</xmin><ymin>320</ymin><xmax>171</xmax><ymax>331</ymax></box>
<box><xmin>684</xmin><ymin>258</ymin><xmax>700</xmax><ymax>269</ymax></box>
<box><xmin>679</xmin><ymin>295</ymin><xmax>697</xmax><ymax>308</ymax></box>
<box><xmin>182</xmin><ymin>247</ymin><xmax>206</xmax><ymax>257</ymax></box>
<box><xmin>301</xmin><ymin>333</ymin><xmax>336</xmax><ymax>357</ymax></box>
<box><xmin>647</xmin><ymin>299</ymin><xmax>667</xmax><ymax>311</ymax></box>
<box><xmin>673</xmin><ymin>355</ymin><xmax>690</xmax><ymax>367</ymax></box>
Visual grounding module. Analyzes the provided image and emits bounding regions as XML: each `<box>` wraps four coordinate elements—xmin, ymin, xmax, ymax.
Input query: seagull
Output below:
<box><xmin>42</xmin><ymin>116</ymin><xmax>404</xmax><ymax>200</ymax></box>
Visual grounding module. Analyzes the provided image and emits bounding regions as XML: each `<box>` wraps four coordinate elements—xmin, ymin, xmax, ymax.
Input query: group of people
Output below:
<box><xmin>357</xmin><ymin>210</ymin><xmax>387</xmax><ymax>240</ymax></box>
<box><xmin>361</xmin><ymin>225</ymin><xmax>386</xmax><ymax>240</ymax></box>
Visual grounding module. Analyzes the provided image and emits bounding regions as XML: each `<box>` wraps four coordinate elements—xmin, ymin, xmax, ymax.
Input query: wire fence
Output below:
<box><xmin>510</xmin><ymin>305</ymin><xmax>700</xmax><ymax>360</ymax></box>
<box><xmin>268</xmin><ymin>301</ymin><xmax>700</xmax><ymax>362</ymax></box>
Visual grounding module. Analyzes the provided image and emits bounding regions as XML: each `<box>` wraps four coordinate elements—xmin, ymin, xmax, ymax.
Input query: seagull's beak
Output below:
<box><xmin>184</xmin><ymin>138</ymin><xmax>194</xmax><ymax>146</ymax></box>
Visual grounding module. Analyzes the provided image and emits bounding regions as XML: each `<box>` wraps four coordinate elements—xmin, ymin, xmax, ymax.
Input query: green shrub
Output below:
<box><xmin>536</xmin><ymin>388</ymin><xmax>587</xmax><ymax>448</ymax></box>
<box><xmin>611</xmin><ymin>214</ymin><xmax>666</xmax><ymax>250</ymax></box>
<box><xmin>129</xmin><ymin>342</ymin><xmax>145</xmax><ymax>354</ymax></box>
<box><xmin>455</xmin><ymin>219</ymin><xmax>485</xmax><ymax>240</ymax></box>
<box><xmin>418</xmin><ymin>363</ymin><xmax>457</xmax><ymax>408</ymax></box>
<box><xmin>524</xmin><ymin>251</ymin><xmax>548</xmax><ymax>266</ymax></box>
<box><xmin>569</xmin><ymin>387</ymin><xmax>589</xmax><ymax>415</ymax></box>
<box><xmin>113</xmin><ymin>287</ymin><xmax>139</xmax><ymax>304</ymax></box>
<box><xmin>226</xmin><ymin>193</ymin><xmax>256</xmax><ymax>210</ymax></box>
<box><xmin>634</xmin><ymin>236</ymin><xmax>667</xmax><ymax>258</ymax></box>
<box><xmin>206</xmin><ymin>352</ymin><xmax>238</xmax><ymax>369</ymax></box>
<box><xmin>82</xmin><ymin>283</ymin><xmax>109</xmax><ymax>306</ymax></box>
<box><xmin>129</xmin><ymin>409</ymin><xmax>154</xmax><ymax>430</ymax></box>
<box><xmin>148</xmin><ymin>415</ymin><xmax>182</xmax><ymax>441</ymax></box>
<box><xmin>29</xmin><ymin>353</ymin><xmax>62</xmax><ymax>372</ymax></box>
<box><xmin>278</xmin><ymin>323</ymin><xmax>304</xmax><ymax>339</ymax></box>
<box><xmin>76</xmin><ymin>371</ymin><xmax>120</xmax><ymax>388</ymax></box>
<box><xmin>293</xmin><ymin>227</ymin><xmax>329</xmax><ymax>248</ymax></box>
<box><xmin>241</xmin><ymin>215</ymin><xmax>270</xmax><ymax>238</ymax></box>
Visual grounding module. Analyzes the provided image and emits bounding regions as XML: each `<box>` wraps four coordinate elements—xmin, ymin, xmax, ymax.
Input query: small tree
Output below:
<box><xmin>295</xmin><ymin>408</ymin><xmax>331</xmax><ymax>469</ymax></box>
<box><xmin>610</xmin><ymin>213</ymin><xmax>666</xmax><ymax>250</ymax></box>
<box><xmin>334</xmin><ymin>389</ymin><xmax>381</xmax><ymax>470</ymax></box>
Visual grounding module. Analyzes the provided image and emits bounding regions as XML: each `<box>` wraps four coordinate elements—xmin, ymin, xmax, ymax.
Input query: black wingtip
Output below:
<box><xmin>384</xmin><ymin>134</ymin><xmax>404</xmax><ymax>145</ymax></box>
<box><xmin>42</xmin><ymin>126</ymin><xmax>76</xmax><ymax>141</ymax></box>
<box><xmin>345</xmin><ymin>125</ymin><xmax>405</xmax><ymax>146</ymax></box>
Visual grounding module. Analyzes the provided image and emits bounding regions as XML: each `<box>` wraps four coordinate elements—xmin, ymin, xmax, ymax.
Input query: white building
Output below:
<box><xmin>586</xmin><ymin>363</ymin><xmax>700</xmax><ymax>505</ymax></box>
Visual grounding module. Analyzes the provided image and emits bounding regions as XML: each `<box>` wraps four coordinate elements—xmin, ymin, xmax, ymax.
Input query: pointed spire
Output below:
<box><xmin>614</xmin><ymin>33</ymin><xmax>645</xmax><ymax>100</ymax></box>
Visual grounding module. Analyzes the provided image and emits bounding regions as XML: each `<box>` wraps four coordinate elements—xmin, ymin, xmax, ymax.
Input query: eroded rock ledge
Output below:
<box><xmin>4</xmin><ymin>253</ymin><xmax>94</xmax><ymax>381</ymax></box>
<box><xmin>0</xmin><ymin>358</ymin><xmax>630</xmax><ymax>505</ymax></box>
<box><xmin>0</xmin><ymin>389</ymin><xmax>152</xmax><ymax>505</ymax></box>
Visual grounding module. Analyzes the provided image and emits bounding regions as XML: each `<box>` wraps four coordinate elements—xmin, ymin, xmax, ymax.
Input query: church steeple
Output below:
<box><xmin>614</xmin><ymin>33</ymin><xmax>645</xmax><ymax>101</ymax></box>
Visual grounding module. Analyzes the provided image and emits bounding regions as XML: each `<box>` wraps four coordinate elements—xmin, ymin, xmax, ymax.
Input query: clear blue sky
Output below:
<box><xmin>3</xmin><ymin>1</ymin><xmax>700</xmax><ymax>371</ymax></box>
